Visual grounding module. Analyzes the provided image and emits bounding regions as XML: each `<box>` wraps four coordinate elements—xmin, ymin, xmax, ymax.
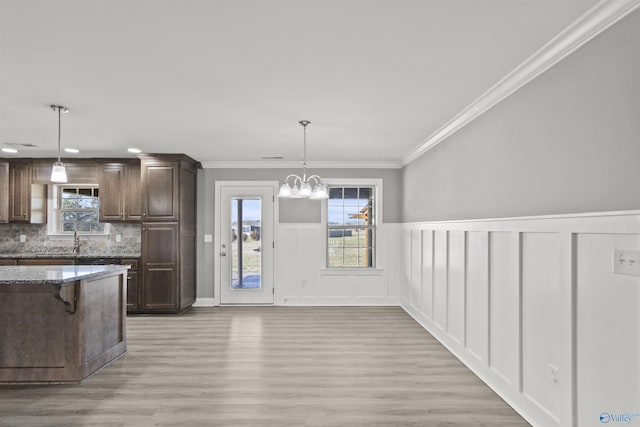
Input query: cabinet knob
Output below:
<box><xmin>142</xmin><ymin>212</ymin><xmax>146</xmax><ymax>217</ymax></box>
<box><xmin>142</xmin><ymin>228</ymin><xmax>146</xmax><ymax>231</ymax></box>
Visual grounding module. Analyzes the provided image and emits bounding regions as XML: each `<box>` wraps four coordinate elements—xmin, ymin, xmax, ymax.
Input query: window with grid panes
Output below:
<box><xmin>327</xmin><ymin>186</ymin><xmax>375</xmax><ymax>268</ymax></box>
<box><xmin>59</xmin><ymin>186</ymin><xmax>105</xmax><ymax>233</ymax></box>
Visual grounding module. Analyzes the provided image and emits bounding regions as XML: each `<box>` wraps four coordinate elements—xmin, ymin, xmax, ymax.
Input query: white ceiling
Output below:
<box><xmin>0</xmin><ymin>0</ymin><xmax>599</xmax><ymax>166</ymax></box>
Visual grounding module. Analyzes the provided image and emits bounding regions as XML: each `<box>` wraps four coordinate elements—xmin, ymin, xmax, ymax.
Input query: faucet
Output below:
<box><xmin>73</xmin><ymin>231</ymin><xmax>80</xmax><ymax>254</ymax></box>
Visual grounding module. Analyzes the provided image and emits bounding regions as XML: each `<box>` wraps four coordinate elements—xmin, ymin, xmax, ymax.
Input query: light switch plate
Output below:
<box><xmin>613</xmin><ymin>249</ymin><xmax>640</xmax><ymax>277</ymax></box>
<box><xmin>204</xmin><ymin>234</ymin><xmax>213</xmax><ymax>243</ymax></box>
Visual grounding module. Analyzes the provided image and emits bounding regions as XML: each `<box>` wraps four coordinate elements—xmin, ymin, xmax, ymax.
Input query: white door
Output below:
<box><xmin>217</xmin><ymin>183</ymin><xmax>275</xmax><ymax>305</ymax></box>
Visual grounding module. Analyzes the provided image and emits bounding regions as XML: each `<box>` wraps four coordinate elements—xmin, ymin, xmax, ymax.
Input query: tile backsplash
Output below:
<box><xmin>0</xmin><ymin>223</ymin><xmax>141</xmax><ymax>258</ymax></box>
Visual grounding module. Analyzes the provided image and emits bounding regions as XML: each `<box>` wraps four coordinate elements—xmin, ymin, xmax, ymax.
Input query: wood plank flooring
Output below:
<box><xmin>0</xmin><ymin>307</ymin><xmax>530</xmax><ymax>426</ymax></box>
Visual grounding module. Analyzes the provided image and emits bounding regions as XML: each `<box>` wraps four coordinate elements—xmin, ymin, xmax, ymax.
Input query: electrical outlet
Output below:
<box><xmin>19</xmin><ymin>234</ymin><xmax>26</xmax><ymax>243</ymax></box>
<box><xmin>613</xmin><ymin>250</ymin><xmax>640</xmax><ymax>276</ymax></box>
<box><xmin>115</xmin><ymin>233</ymin><xmax>122</xmax><ymax>243</ymax></box>
<box><xmin>550</xmin><ymin>365</ymin><xmax>559</xmax><ymax>385</ymax></box>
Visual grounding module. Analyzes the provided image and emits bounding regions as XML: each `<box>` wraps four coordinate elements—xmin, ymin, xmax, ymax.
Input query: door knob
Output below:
<box><xmin>220</xmin><ymin>251</ymin><xmax>227</xmax><ymax>256</ymax></box>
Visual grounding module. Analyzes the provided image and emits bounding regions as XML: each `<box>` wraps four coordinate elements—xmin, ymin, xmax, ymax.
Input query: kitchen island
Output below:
<box><xmin>0</xmin><ymin>265</ymin><xmax>129</xmax><ymax>384</ymax></box>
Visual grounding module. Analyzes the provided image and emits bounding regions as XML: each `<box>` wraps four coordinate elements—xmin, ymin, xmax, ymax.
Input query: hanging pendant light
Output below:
<box><xmin>50</xmin><ymin>105</ymin><xmax>69</xmax><ymax>183</ymax></box>
<box><xmin>277</xmin><ymin>120</ymin><xmax>328</xmax><ymax>200</ymax></box>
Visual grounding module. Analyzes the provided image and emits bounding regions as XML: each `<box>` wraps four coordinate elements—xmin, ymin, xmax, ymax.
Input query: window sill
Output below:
<box><xmin>47</xmin><ymin>234</ymin><xmax>111</xmax><ymax>242</ymax></box>
<box><xmin>320</xmin><ymin>268</ymin><xmax>384</xmax><ymax>276</ymax></box>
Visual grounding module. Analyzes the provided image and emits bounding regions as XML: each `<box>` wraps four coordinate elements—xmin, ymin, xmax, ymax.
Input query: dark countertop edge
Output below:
<box><xmin>0</xmin><ymin>255</ymin><xmax>141</xmax><ymax>259</ymax></box>
<box><xmin>0</xmin><ymin>265</ymin><xmax>131</xmax><ymax>285</ymax></box>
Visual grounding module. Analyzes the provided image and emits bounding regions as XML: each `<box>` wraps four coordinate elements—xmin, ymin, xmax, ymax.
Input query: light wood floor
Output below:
<box><xmin>0</xmin><ymin>307</ymin><xmax>530</xmax><ymax>426</ymax></box>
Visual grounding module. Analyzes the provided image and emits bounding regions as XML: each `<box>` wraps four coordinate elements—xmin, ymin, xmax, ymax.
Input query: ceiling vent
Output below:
<box><xmin>6</xmin><ymin>143</ymin><xmax>39</xmax><ymax>148</ymax></box>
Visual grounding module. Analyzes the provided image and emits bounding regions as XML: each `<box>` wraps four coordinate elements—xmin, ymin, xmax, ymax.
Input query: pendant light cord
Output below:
<box><xmin>57</xmin><ymin>106</ymin><xmax>62</xmax><ymax>163</ymax></box>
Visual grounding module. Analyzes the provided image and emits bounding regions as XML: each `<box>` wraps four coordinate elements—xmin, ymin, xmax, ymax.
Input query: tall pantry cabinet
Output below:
<box><xmin>139</xmin><ymin>154</ymin><xmax>200</xmax><ymax>313</ymax></box>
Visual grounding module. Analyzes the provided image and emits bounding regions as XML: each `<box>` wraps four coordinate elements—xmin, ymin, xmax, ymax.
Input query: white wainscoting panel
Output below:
<box><xmin>466</xmin><ymin>231</ymin><xmax>489</xmax><ymax>363</ymax></box>
<box><xmin>276</xmin><ymin>223</ymin><xmax>399</xmax><ymax>305</ymax></box>
<box><xmin>421</xmin><ymin>230</ymin><xmax>434</xmax><ymax>320</ymax></box>
<box><xmin>399</xmin><ymin>211</ymin><xmax>640</xmax><ymax>427</ymax></box>
<box><xmin>448</xmin><ymin>230</ymin><xmax>466</xmax><ymax>345</ymax></box>
<box><xmin>576</xmin><ymin>233</ymin><xmax>640</xmax><ymax>427</ymax></box>
<box><xmin>433</xmin><ymin>230</ymin><xmax>448</xmax><ymax>330</ymax></box>
<box><xmin>410</xmin><ymin>229</ymin><xmax>422</xmax><ymax>313</ymax></box>
<box><xmin>488</xmin><ymin>231</ymin><xmax>520</xmax><ymax>388</ymax></box>
<box><xmin>522</xmin><ymin>233</ymin><xmax>560</xmax><ymax>418</ymax></box>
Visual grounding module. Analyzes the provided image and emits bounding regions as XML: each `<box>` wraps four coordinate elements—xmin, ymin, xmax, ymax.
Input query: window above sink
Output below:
<box><xmin>46</xmin><ymin>184</ymin><xmax>110</xmax><ymax>240</ymax></box>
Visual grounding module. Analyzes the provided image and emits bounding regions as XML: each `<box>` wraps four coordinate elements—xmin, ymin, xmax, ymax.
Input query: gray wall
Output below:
<box><xmin>402</xmin><ymin>9</ymin><xmax>640</xmax><ymax>222</ymax></box>
<box><xmin>200</xmin><ymin>167</ymin><xmax>402</xmax><ymax>223</ymax></box>
<box><xmin>196</xmin><ymin>167</ymin><xmax>402</xmax><ymax>298</ymax></box>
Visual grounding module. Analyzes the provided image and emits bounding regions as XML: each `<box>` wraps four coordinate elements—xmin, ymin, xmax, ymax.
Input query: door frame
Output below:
<box><xmin>214</xmin><ymin>181</ymin><xmax>279</xmax><ymax>305</ymax></box>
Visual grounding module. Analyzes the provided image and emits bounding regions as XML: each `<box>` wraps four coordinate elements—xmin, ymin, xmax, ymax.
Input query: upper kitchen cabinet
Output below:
<box><xmin>0</xmin><ymin>161</ymin><xmax>8</xmax><ymax>223</ymax></box>
<box><xmin>8</xmin><ymin>160</ymin><xmax>32</xmax><ymax>222</ymax></box>
<box><xmin>32</xmin><ymin>159</ymin><xmax>98</xmax><ymax>184</ymax></box>
<box><xmin>139</xmin><ymin>154</ymin><xmax>200</xmax><ymax>222</ymax></box>
<box><xmin>98</xmin><ymin>161</ymin><xmax>141</xmax><ymax>222</ymax></box>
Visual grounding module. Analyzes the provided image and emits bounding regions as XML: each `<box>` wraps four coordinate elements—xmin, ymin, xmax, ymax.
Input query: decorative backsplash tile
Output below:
<box><xmin>0</xmin><ymin>223</ymin><xmax>141</xmax><ymax>258</ymax></box>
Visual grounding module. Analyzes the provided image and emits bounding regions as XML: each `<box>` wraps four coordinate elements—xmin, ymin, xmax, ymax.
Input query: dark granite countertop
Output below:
<box><xmin>0</xmin><ymin>265</ymin><xmax>130</xmax><ymax>285</ymax></box>
<box><xmin>0</xmin><ymin>253</ymin><xmax>140</xmax><ymax>259</ymax></box>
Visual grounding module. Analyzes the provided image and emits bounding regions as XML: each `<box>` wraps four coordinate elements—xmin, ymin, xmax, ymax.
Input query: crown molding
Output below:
<box><xmin>401</xmin><ymin>0</ymin><xmax>640</xmax><ymax>167</ymax></box>
<box><xmin>201</xmin><ymin>160</ymin><xmax>403</xmax><ymax>169</ymax></box>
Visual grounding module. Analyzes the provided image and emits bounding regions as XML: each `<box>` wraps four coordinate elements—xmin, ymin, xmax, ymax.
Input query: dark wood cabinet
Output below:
<box><xmin>32</xmin><ymin>159</ymin><xmax>98</xmax><ymax>184</ymax></box>
<box><xmin>125</xmin><ymin>163</ymin><xmax>142</xmax><ymax>220</ymax></box>
<box><xmin>0</xmin><ymin>161</ymin><xmax>8</xmax><ymax>223</ymax></box>
<box><xmin>137</xmin><ymin>154</ymin><xmax>199</xmax><ymax>313</ymax></box>
<box><xmin>121</xmin><ymin>258</ymin><xmax>140</xmax><ymax>312</ymax></box>
<box><xmin>141</xmin><ymin>159</ymin><xmax>179</xmax><ymax>222</ymax></box>
<box><xmin>8</xmin><ymin>160</ymin><xmax>31</xmax><ymax>223</ymax></box>
<box><xmin>141</xmin><ymin>223</ymin><xmax>178</xmax><ymax>311</ymax></box>
<box><xmin>99</xmin><ymin>161</ymin><xmax>141</xmax><ymax>222</ymax></box>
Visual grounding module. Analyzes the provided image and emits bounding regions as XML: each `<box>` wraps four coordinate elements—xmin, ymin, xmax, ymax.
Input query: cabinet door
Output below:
<box><xmin>124</xmin><ymin>164</ymin><xmax>142</xmax><ymax>221</ymax></box>
<box><xmin>9</xmin><ymin>162</ymin><xmax>31</xmax><ymax>222</ymax></box>
<box><xmin>99</xmin><ymin>163</ymin><xmax>125</xmax><ymax>222</ymax></box>
<box><xmin>141</xmin><ymin>162</ymin><xmax>178</xmax><ymax>221</ymax></box>
<box><xmin>121</xmin><ymin>258</ymin><xmax>140</xmax><ymax>311</ymax></box>
<box><xmin>141</xmin><ymin>223</ymin><xmax>178</xmax><ymax>311</ymax></box>
<box><xmin>126</xmin><ymin>270</ymin><xmax>139</xmax><ymax>312</ymax></box>
<box><xmin>0</xmin><ymin>162</ymin><xmax>8</xmax><ymax>223</ymax></box>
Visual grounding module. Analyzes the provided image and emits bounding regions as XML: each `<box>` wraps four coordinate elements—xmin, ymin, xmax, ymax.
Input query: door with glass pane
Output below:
<box><xmin>219</xmin><ymin>185</ymin><xmax>275</xmax><ymax>305</ymax></box>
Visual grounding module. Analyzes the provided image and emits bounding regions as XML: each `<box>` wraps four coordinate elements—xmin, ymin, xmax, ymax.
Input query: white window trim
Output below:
<box><xmin>320</xmin><ymin>178</ymin><xmax>383</xmax><ymax>274</ymax></box>
<box><xmin>46</xmin><ymin>184</ymin><xmax>110</xmax><ymax>240</ymax></box>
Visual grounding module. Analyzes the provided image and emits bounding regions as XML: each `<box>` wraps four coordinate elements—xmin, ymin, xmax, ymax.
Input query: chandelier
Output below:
<box><xmin>277</xmin><ymin>120</ymin><xmax>328</xmax><ymax>199</ymax></box>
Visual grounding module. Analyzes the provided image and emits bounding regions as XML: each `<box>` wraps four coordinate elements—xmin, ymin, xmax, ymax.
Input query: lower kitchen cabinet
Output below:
<box><xmin>121</xmin><ymin>258</ymin><xmax>140</xmax><ymax>312</ymax></box>
<box><xmin>140</xmin><ymin>222</ymin><xmax>179</xmax><ymax>312</ymax></box>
